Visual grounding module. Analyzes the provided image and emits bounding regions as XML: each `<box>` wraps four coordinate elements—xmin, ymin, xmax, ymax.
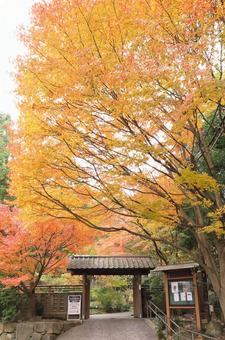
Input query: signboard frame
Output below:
<box><xmin>67</xmin><ymin>294</ymin><xmax>82</xmax><ymax>320</ymax></box>
<box><xmin>169</xmin><ymin>280</ymin><xmax>195</xmax><ymax>306</ymax></box>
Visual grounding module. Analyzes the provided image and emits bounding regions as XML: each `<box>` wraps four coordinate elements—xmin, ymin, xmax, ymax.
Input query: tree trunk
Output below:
<box><xmin>197</xmin><ymin>234</ymin><xmax>225</xmax><ymax>320</ymax></box>
<box><xmin>26</xmin><ymin>291</ymin><xmax>36</xmax><ymax>320</ymax></box>
<box><xmin>207</xmin><ymin>269</ymin><xmax>225</xmax><ymax>322</ymax></box>
<box><xmin>206</xmin><ymin>267</ymin><xmax>225</xmax><ymax>319</ymax></box>
<box><xmin>216</xmin><ymin>251</ymin><xmax>225</xmax><ymax>321</ymax></box>
<box><xmin>218</xmin><ymin>291</ymin><xmax>225</xmax><ymax>322</ymax></box>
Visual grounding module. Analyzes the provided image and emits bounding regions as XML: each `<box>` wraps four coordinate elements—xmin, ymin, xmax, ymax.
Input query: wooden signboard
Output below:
<box><xmin>154</xmin><ymin>263</ymin><xmax>203</xmax><ymax>333</ymax></box>
<box><xmin>169</xmin><ymin>280</ymin><xmax>195</xmax><ymax>306</ymax></box>
<box><xmin>67</xmin><ymin>294</ymin><xmax>82</xmax><ymax>320</ymax></box>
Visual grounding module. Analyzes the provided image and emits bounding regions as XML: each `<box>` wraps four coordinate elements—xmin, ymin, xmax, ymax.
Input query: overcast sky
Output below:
<box><xmin>0</xmin><ymin>0</ymin><xmax>37</xmax><ymax>120</ymax></box>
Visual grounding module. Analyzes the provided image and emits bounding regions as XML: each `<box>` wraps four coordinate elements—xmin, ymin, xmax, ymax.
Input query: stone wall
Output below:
<box><xmin>0</xmin><ymin>320</ymin><xmax>81</xmax><ymax>340</ymax></box>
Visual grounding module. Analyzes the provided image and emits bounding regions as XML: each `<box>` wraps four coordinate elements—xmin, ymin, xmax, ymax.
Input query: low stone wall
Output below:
<box><xmin>0</xmin><ymin>320</ymin><xmax>81</xmax><ymax>340</ymax></box>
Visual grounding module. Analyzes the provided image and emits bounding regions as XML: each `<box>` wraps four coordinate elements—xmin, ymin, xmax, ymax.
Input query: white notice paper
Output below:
<box><xmin>186</xmin><ymin>292</ymin><xmax>193</xmax><ymax>302</ymax></box>
<box><xmin>180</xmin><ymin>292</ymin><xmax>186</xmax><ymax>301</ymax></box>
<box><xmin>171</xmin><ymin>282</ymin><xmax>179</xmax><ymax>293</ymax></box>
<box><xmin>174</xmin><ymin>293</ymin><xmax>180</xmax><ymax>302</ymax></box>
<box><xmin>68</xmin><ymin>295</ymin><xmax>81</xmax><ymax>315</ymax></box>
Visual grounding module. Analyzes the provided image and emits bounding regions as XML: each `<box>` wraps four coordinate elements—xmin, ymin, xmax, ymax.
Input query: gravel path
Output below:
<box><xmin>57</xmin><ymin>315</ymin><xmax>157</xmax><ymax>340</ymax></box>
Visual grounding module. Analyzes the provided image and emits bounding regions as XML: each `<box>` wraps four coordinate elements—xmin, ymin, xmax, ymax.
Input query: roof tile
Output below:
<box><xmin>68</xmin><ymin>255</ymin><xmax>154</xmax><ymax>270</ymax></box>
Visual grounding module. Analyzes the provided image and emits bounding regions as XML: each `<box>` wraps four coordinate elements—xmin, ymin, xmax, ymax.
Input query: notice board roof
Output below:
<box><xmin>153</xmin><ymin>262</ymin><xmax>199</xmax><ymax>272</ymax></box>
<box><xmin>68</xmin><ymin>255</ymin><xmax>155</xmax><ymax>275</ymax></box>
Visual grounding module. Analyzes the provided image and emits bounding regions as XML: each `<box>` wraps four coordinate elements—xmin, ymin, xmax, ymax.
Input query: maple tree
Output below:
<box><xmin>93</xmin><ymin>232</ymin><xmax>131</xmax><ymax>256</ymax></box>
<box><xmin>10</xmin><ymin>0</ymin><xmax>225</xmax><ymax>316</ymax></box>
<box><xmin>0</xmin><ymin>204</ymin><xmax>92</xmax><ymax>317</ymax></box>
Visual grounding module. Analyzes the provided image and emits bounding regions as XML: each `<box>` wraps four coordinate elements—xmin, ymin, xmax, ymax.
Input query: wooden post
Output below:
<box><xmin>163</xmin><ymin>272</ymin><xmax>171</xmax><ymax>334</ymax></box>
<box><xmin>193</xmin><ymin>272</ymin><xmax>201</xmax><ymax>332</ymax></box>
<box><xmin>133</xmin><ymin>274</ymin><xmax>142</xmax><ymax>318</ymax></box>
<box><xmin>82</xmin><ymin>275</ymin><xmax>91</xmax><ymax>319</ymax></box>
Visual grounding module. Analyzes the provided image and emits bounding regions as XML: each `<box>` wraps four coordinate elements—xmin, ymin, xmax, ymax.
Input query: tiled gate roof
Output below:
<box><xmin>68</xmin><ymin>255</ymin><xmax>154</xmax><ymax>275</ymax></box>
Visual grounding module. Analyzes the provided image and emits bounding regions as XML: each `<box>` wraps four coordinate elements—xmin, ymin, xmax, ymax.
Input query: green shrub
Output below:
<box><xmin>0</xmin><ymin>286</ymin><xmax>24</xmax><ymax>321</ymax></box>
<box><xmin>156</xmin><ymin>320</ymin><xmax>166</xmax><ymax>339</ymax></box>
<box><xmin>157</xmin><ymin>329</ymin><xmax>166</xmax><ymax>340</ymax></box>
<box><xmin>142</xmin><ymin>275</ymin><xmax>165</xmax><ymax>310</ymax></box>
<box><xmin>91</xmin><ymin>287</ymin><xmax>131</xmax><ymax>313</ymax></box>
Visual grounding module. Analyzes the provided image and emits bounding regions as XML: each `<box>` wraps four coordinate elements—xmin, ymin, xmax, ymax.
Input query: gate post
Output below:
<box><xmin>193</xmin><ymin>272</ymin><xmax>201</xmax><ymax>332</ymax></box>
<box><xmin>163</xmin><ymin>272</ymin><xmax>171</xmax><ymax>334</ymax></box>
<box><xmin>133</xmin><ymin>274</ymin><xmax>142</xmax><ymax>318</ymax></box>
<box><xmin>82</xmin><ymin>275</ymin><xmax>91</xmax><ymax>319</ymax></box>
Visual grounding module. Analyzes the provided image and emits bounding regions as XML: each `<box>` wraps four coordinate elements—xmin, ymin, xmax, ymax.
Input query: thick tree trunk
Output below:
<box><xmin>215</xmin><ymin>248</ymin><xmax>225</xmax><ymax>321</ymax></box>
<box><xmin>197</xmin><ymin>234</ymin><xmax>225</xmax><ymax>320</ymax></box>
<box><xmin>218</xmin><ymin>291</ymin><xmax>225</xmax><ymax>322</ymax></box>
<box><xmin>206</xmin><ymin>267</ymin><xmax>225</xmax><ymax>320</ymax></box>
<box><xmin>26</xmin><ymin>291</ymin><xmax>36</xmax><ymax>320</ymax></box>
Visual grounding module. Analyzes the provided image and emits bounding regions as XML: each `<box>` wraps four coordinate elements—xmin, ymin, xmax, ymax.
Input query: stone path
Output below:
<box><xmin>91</xmin><ymin>312</ymin><xmax>133</xmax><ymax>319</ymax></box>
<box><xmin>57</xmin><ymin>314</ymin><xmax>157</xmax><ymax>340</ymax></box>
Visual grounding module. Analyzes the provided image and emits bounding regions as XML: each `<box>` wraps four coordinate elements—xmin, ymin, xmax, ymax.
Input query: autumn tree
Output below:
<box><xmin>11</xmin><ymin>0</ymin><xmax>225</xmax><ymax>316</ymax></box>
<box><xmin>0</xmin><ymin>204</ymin><xmax>92</xmax><ymax>318</ymax></box>
<box><xmin>0</xmin><ymin>114</ymin><xmax>11</xmax><ymax>202</ymax></box>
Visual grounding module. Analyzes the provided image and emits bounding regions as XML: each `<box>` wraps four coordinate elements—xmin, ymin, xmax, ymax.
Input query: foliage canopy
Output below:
<box><xmin>10</xmin><ymin>0</ymin><xmax>225</xmax><ymax>316</ymax></box>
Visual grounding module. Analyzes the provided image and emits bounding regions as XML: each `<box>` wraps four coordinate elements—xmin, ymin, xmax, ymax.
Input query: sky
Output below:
<box><xmin>0</xmin><ymin>0</ymin><xmax>37</xmax><ymax>120</ymax></box>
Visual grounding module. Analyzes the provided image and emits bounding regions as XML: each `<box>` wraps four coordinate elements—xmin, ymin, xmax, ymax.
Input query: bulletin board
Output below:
<box><xmin>169</xmin><ymin>280</ymin><xmax>195</xmax><ymax>306</ymax></box>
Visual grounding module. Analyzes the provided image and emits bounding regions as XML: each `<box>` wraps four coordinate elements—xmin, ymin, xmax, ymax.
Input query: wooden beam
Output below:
<box><xmin>70</xmin><ymin>268</ymin><xmax>150</xmax><ymax>275</ymax></box>
<box><xmin>133</xmin><ymin>274</ymin><xmax>142</xmax><ymax>318</ymax></box>
<box><xmin>167</xmin><ymin>276</ymin><xmax>193</xmax><ymax>280</ymax></box>
<box><xmin>163</xmin><ymin>272</ymin><xmax>171</xmax><ymax>334</ymax></box>
<box><xmin>193</xmin><ymin>272</ymin><xmax>201</xmax><ymax>332</ymax></box>
<box><xmin>82</xmin><ymin>275</ymin><xmax>91</xmax><ymax>319</ymax></box>
<box><xmin>170</xmin><ymin>306</ymin><xmax>195</xmax><ymax>309</ymax></box>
